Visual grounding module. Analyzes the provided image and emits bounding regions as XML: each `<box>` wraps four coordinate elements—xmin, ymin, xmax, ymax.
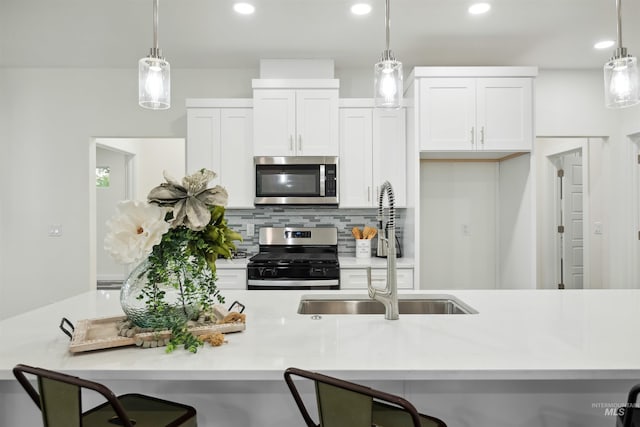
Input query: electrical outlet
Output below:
<box><xmin>246</xmin><ymin>223</ymin><xmax>255</xmax><ymax>236</ymax></box>
<box><xmin>48</xmin><ymin>224</ymin><xmax>63</xmax><ymax>237</ymax></box>
<box><xmin>594</xmin><ymin>222</ymin><xmax>603</xmax><ymax>235</ymax></box>
<box><xmin>462</xmin><ymin>224</ymin><xmax>470</xmax><ymax>236</ymax></box>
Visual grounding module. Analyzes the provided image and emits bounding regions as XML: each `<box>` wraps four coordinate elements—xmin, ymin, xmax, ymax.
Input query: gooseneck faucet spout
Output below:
<box><xmin>368</xmin><ymin>181</ymin><xmax>399</xmax><ymax>320</ymax></box>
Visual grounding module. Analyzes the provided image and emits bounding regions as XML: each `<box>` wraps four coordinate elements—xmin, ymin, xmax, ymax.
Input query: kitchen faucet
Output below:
<box><xmin>368</xmin><ymin>181</ymin><xmax>399</xmax><ymax>320</ymax></box>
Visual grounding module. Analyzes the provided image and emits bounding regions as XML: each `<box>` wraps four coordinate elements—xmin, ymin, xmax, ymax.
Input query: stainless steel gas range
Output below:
<box><xmin>247</xmin><ymin>227</ymin><xmax>340</xmax><ymax>290</ymax></box>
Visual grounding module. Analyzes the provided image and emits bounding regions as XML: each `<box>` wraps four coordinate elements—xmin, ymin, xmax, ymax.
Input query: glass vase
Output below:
<box><xmin>120</xmin><ymin>258</ymin><xmax>199</xmax><ymax>329</ymax></box>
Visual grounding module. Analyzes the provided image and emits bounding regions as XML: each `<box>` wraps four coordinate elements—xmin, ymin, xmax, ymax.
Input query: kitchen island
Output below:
<box><xmin>1</xmin><ymin>289</ymin><xmax>639</xmax><ymax>426</ymax></box>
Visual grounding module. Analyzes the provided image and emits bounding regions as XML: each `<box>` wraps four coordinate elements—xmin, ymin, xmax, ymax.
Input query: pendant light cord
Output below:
<box><xmin>616</xmin><ymin>0</ymin><xmax>622</xmax><ymax>51</ymax></box>
<box><xmin>153</xmin><ymin>0</ymin><xmax>159</xmax><ymax>51</ymax></box>
<box><xmin>385</xmin><ymin>0</ymin><xmax>391</xmax><ymax>52</ymax></box>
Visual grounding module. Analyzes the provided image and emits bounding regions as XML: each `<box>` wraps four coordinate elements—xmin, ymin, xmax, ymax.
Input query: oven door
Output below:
<box><xmin>247</xmin><ymin>263</ymin><xmax>340</xmax><ymax>290</ymax></box>
<box><xmin>247</xmin><ymin>279</ymin><xmax>339</xmax><ymax>290</ymax></box>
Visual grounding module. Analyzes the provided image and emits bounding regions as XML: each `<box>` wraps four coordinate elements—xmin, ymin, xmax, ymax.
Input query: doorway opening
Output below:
<box><xmin>89</xmin><ymin>138</ymin><xmax>185</xmax><ymax>289</ymax></box>
<box><xmin>535</xmin><ymin>137</ymin><xmax>598</xmax><ymax>289</ymax></box>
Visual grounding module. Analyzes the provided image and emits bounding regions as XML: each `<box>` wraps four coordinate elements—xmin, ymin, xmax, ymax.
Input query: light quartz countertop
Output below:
<box><xmin>1</xmin><ymin>289</ymin><xmax>639</xmax><ymax>382</ymax></box>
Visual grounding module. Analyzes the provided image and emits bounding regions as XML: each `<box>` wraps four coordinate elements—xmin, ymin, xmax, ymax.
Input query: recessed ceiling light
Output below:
<box><xmin>351</xmin><ymin>3</ymin><xmax>372</xmax><ymax>15</ymax></box>
<box><xmin>594</xmin><ymin>40</ymin><xmax>615</xmax><ymax>50</ymax></box>
<box><xmin>468</xmin><ymin>3</ymin><xmax>491</xmax><ymax>15</ymax></box>
<box><xmin>233</xmin><ymin>2</ymin><xmax>255</xmax><ymax>15</ymax></box>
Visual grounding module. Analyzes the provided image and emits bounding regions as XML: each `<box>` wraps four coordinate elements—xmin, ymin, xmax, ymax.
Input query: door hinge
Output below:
<box><xmin>557</xmin><ymin>225</ymin><xmax>565</xmax><ymax>233</ymax></box>
<box><xmin>637</xmin><ymin>154</ymin><xmax>640</xmax><ymax>164</ymax></box>
<box><xmin>557</xmin><ymin>169</ymin><xmax>564</xmax><ymax>178</ymax></box>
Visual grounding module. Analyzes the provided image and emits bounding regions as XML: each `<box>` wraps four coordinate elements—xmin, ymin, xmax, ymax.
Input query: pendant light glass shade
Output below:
<box><xmin>374</xmin><ymin>56</ymin><xmax>403</xmax><ymax>109</ymax></box>
<box><xmin>139</xmin><ymin>55</ymin><xmax>170</xmax><ymax>110</ymax></box>
<box><xmin>138</xmin><ymin>0</ymin><xmax>170</xmax><ymax>110</ymax></box>
<box><xmin>603</xmin><ymin>0</ymin><xmax>640</xmax><ymax>109</ymax></box>
<box><xmin>604</xmin><ymin>56</ymin><xmax>639</xmax><ymax>108</ymax></box>
<box><xmin>374</xmin><ymin>0</ymin><xmax>402</xmax><ymax>109</ymax></box>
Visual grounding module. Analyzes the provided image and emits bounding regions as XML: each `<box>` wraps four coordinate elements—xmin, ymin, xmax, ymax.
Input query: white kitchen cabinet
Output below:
<box><xmin>419</xmin><ymin>77</ymin><xmax>533</xmax><ymax>153</ymax></box>
<box><xmin>340</xmin><ymin>268</ymin><xmax>414</xmax><ymax>290</ymax></box>
<box><xmin>253</xmin><ymin>88</ymin><xmax>339</xmax><ymax>156</ymax></box>
<box><xmin>186</xmin><ymin>100</ymin><xmax>254</xmax><ymax>208</ymax></box>
<box><xmin>215</xmin><ymin>268</ymin><xmax>247</xmax><ymax>290</ymax></box>
<box><xmin>339</xmin><ymin>103</ymin><xmax>406</xmax><ymax>208</ymax></box>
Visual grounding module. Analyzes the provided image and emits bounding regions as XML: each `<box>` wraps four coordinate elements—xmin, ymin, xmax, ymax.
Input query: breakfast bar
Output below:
<box><xmin>1</xmin><ymin>289</ymin><xmax>639</xmax><ymax>426</ymax></box>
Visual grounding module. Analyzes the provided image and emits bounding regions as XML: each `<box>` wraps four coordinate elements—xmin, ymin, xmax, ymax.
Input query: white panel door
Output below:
<box><xmin>419</xmin><ymin>78</ymin><xmax>476</xmax><ymax>151</ymax></box>
<box><xmin>373</xmin><ymin>108</ymin><xmax>406</xmax><ymax>207</ymax></box>
<box><xmin>186</xmin><ymin>108</ymin><xmax>221</xmax><ymax>179</ymax></box>
<box><xmin>562</xmin><ymin>153</ymin><xmax>584</xmax><ymax>289</ymax></box>
<box><xmin>295</xmin><ymin>89</ymin><xmax>339</xmax><ymax>156</ymax></box>
<box><xmin>339</xmin><ymin>108</ymin><xmax>373</xmax><ymax>208</ymax></box>
<box><xmin>220</xmin><ymin>108</ymin><xmax>254</xmax><ymax>208</ymax></box>
<box><xmin>476</xmin><ymin>78</ymin><xmax>533</xmax><ymax>151</ymax></box>
<box><xmin>253</xmin><ymin>89</ymin><xmax>296</xmax><ymax>156</ymax></box>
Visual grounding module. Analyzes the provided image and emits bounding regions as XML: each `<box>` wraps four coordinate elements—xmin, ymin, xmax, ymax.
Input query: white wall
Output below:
<box><xmin>535</xmin><ymin>69</ymin><xmax>618</xmax><ymax>137</ymax></box>
<box><xmin>0</xmin><ymin>69</ymin><xmax>7</xmax><ymax>315</ymax></box>
<box><xmin>420</xmin><ymin>161</ymin><xmax>498</xmax><ymax>289</ymax></box>
<box><xmin>0</xmin><ymin>68</ymin><xmax>257</xmax><ymax>320</ymax></box>
<box><xmin>498</xmin><ymin>154</ymin><xmax>533</xmax><ymax>289</ymax></box>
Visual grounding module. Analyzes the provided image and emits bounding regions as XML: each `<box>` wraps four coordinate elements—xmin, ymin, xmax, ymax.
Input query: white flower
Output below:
<box><xmin>104</xmin><ymin>201</ymin><xmax>170</xmax><ymax>264</ymax></box>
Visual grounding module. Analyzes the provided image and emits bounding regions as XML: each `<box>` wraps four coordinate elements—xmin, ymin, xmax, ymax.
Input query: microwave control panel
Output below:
<box><xmin>325</xmin><ymin>165</ymin><xmax>337</xmax><ymax>197</ymax></box>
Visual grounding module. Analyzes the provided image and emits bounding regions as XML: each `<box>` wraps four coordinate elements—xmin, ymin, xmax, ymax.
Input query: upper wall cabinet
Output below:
<box><xmin>252</xmin><ymin>79</ymin><xmax>339</xmax><ymax>156</ymax></box>
<box><xmin>411</xmin><ymin>67</ymin><xmax>537</xmax><ymax>157</ymax></box>
<box><xmin>186</xmin><ymin>99</ymin><xmax>254</xmax><ymax>208</ymax></box>
<box><xmin>339</xmin><ymin>100</ymin><xmax>406</xmax><ymax>208</ymax></box>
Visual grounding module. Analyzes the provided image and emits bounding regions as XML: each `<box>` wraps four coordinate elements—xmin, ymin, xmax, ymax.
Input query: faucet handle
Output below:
<box><xmin>366</xmin><ymin>267</ymin><xmax>375</xmax><ymax>298</ymax></box>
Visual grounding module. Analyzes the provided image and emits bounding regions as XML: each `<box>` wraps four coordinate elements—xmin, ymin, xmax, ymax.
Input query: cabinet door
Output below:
<box><xmin>215</xmin><ymin>268</ymin><xmax>247</xmax><ymax>290</ymax></box>
<box><xmin>373</xmin><ymin>108</ymin><xmax>406</xmax><ymax>207</ymax></box>
<box><xmin>295</xmin><ymin>89</ymin><xmax>339</xmax><ymax>156</ymax></box>
<box><xmin>253</xmin><ymin>90</ymin><xmax>296</xmax><ymax>156</ymax></box>
<box><xmin>220</xmin><ymin>108</ymin><xmax>254</xmax><ymax>208</ymax></box>
<box><xmin>476</xmin><ymin>78</ymin><xmax>533</xmax><ymax>151</ymax></box>
<box><xmin>340</xmin><ymin>268</ymin><xmax>414</xmax><ymax>290</ymax></box>
<box><xmin>419</xmin><ymin>78</ymin><xmax>476</xmax><ymax>151</ymax></box>
<box><xmin>187</xmin><ymin>108</ymin><xmax>221</xmax><ymax>180</ymax></box>
<box><xmin>339</xmin><ymin>108</ymin><xmax>373</xmax><ymax>208</ymax></box>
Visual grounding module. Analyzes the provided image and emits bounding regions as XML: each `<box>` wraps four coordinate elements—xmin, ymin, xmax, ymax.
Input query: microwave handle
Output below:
<box><xmin>319</xmin><ymin>164</ymin><xmax>326</xmax><ymax>196</ymax></box>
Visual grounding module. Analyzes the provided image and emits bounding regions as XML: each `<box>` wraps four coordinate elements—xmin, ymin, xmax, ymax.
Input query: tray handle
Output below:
<box><xmin>228</xmin><ymin>300</ymin><xmax>245</xmax><ymax>313</ymax></box>
<box><xmin>59</xmin><ymin>317</ymin><xmax>75</xmax><ymax>340</ymax></box>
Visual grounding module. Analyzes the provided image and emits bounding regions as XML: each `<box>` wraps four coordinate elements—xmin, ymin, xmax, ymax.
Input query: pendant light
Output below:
<box><xmin>603</xmin><ymin>0</ymin><xmax>639</xmax><ymax>109</ymax></box>
<box><xmin>374</xmin><ymin>0</ymin><xmax>403</xmax><ymax>109</ymax></box>
<box><xmin>139</xmin><ymin>0</ymin><xmax>170</xmax><ymax>110</ymax></box>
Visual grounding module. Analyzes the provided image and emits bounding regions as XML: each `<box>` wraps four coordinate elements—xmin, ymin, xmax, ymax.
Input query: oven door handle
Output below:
<box><xmin>247</xmin><ymin>280</ymin><xmax>339</xmax><ymax>287</ymax></box>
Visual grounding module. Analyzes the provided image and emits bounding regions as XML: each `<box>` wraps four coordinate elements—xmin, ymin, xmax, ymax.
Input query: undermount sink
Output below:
<box><xmin>298</xmin><ymin>294</ymin><xmax>478</xmax><ymax>315</ymax></box>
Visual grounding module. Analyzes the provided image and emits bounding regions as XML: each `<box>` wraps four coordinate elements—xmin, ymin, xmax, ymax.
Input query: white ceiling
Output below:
<box><xmin>1</xmin><ymin>0</ymin><xmax>638</xmax><ymax>70</ymax></box>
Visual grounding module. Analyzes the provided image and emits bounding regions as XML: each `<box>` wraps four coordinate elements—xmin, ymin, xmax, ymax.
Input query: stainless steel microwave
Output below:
<box><xmin>254</xmin><ymin>156</ymin><xmax>338</xmax><ymax>206</ymax></box>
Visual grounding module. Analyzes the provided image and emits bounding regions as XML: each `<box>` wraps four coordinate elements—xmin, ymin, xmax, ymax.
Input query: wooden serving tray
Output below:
<box><xmin>68</xmin><ymin>315</ymin><xmax>135</xmax><ymax>353</ymax></box>
<box><xmin>64</xmin><ymin>306</ymin><xmax>247</xmax><ymax>353</ymax></box>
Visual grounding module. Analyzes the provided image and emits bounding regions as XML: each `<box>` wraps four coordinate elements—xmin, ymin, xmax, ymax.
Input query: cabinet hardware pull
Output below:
<box><xmin>368</xmin><ymin>186</ymin><xmax>371</xmax><ymax>202</ymax></box>
<box><xmin>298</xmin><ymin>135</ymin><xmax>302</xmax><ymax>152</ymax></box>
<box><xmin>289</xmin><ymin>135</ymin><xmax>294</xmax><ymax>152</ymax></box>
<box><xmin>481</xmin><ymin>126</ymin><xmax>485</xmax><ymax>146</ymax></box>
<box><xmin>470</xmin><ymin>127</ymin><xmax>475</xmax><ymax>146</ymax></box>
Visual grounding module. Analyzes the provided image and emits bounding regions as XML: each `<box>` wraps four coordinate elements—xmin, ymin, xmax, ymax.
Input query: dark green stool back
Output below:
<box><xmin>285</xmin><ymin>367</ymin><xmax>447</xmax><ymax>427</ymax></box>
<box><xmin>618</xmin><ymin>384</ymin><xmax>640</xmax><ymax>427</ymax></box>
<box><xmin>13</xmin><ymin>364</ymin><xmax>197</xmax><ymax>427</ymax></box>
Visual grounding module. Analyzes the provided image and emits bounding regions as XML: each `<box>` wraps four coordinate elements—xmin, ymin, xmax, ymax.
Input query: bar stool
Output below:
<box><xmin>284</xmin><ymin>367</ymin><xmax>447</xmax><ymax>427</ymax></box>
<box><xmin>13</xmin><ymin>364</ymin><xmax>197</xmax><ymax>427</ymax></box>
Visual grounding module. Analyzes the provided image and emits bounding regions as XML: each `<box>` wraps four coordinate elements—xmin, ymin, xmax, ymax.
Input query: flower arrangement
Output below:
<box><xmin>104</xmin><ymin>169</ymin><xmax>242</xmax><ymax>351</ymax></box>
